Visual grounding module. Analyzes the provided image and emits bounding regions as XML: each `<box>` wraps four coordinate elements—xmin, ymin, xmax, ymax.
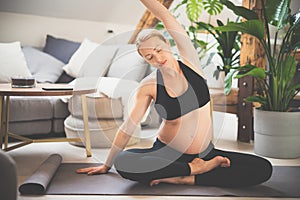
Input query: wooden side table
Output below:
<box><xmin>0</xmin><ymin>83</ymin><xmax>96</xmax><ymax>157</ymax></box>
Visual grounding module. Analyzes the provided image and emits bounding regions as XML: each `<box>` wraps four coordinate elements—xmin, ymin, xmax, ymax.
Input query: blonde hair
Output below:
<box><xmin>135</xmin><ymin>29</ymin><xmax>167</xmax><ymax>56</ymax></box>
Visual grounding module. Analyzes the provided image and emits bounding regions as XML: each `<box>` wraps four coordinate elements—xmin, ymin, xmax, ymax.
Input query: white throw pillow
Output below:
<box><xmin>79</xmin><ymin>44</ymin><xmax>119</xmax><ymax>78</ymax></box>
<box><xmin>63</xmin><ymin>38</ymin><xmax>99</xmax><ymax>78</ymax></box>
<box><xmin>95</xmin><ymin>77</ymin><xmax>149</xmax><ymax>122</ymax></box>
<box><xmin>0</xmin><ymin>41</ymin><xmax>32</xmax><ymax>83</ymax></box>
<box><xmin>107</xmin><ymin>44</ymin><xmax>149</xmax><ymax>82</ymax></box>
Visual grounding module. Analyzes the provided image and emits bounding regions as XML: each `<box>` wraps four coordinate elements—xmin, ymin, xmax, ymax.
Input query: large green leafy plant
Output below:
<box><xmin>173</xmin><ymin>0</ymin><xmax>242</xmax><ymax>90</ymax></box>
<box><xmin>156</xmin><ymin>0</ymin><xmax>224</xmax><ymax>60</ymax></box>
<box><xmin>218</xmin><ymin>0</ymin><xmax>300</xmax><ymax>111</ymax></box>
<box><xmin>196</xmin><ymin>19</ymin><xmax>240</xmax><ymax>92</ymax></box>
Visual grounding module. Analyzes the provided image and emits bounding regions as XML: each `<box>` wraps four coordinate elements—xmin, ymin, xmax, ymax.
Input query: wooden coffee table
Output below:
<box><xmin>0</xmin><ymin>83</ymin><xmax>96</xmax><ymax>157</ymax></box>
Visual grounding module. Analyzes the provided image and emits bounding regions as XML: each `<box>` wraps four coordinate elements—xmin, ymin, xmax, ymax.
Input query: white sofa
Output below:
<box><xmin>1</xmin><ymin>35</ymin><xmax>160</xmax><ymax>146</ymax></box>
<box><xmin>62</xmin><ymin>39</ymin><xmax>158</xmax><ymax>148</ymax></box>
<box><xmin>65</xmin><ymin>77</ymin><xmax>144</xmax><ymax>148</ymax></box>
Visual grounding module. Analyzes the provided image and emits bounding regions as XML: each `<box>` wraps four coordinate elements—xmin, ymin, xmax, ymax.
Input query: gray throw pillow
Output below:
<box><xmin>56</xmin><ymin>71</ymin><xmax>75</xmax><ymax>83</ymax></box>
<box><xmin>43</xmin><ymin>35</ymin><xmax>81</xmax><ymax>64</ymax></box>
<box><xmin>22</xmin><ymin>46</ymin><xmax>64</xmax><ymax>83</ymax></box>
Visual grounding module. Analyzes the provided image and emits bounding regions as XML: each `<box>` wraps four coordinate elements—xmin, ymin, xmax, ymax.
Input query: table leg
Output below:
<box><xmin>81</xmin><ymin>95</ymin><xmax>92</xmax><ymax>157</ymax></box>
<box><xmin>0</xmin><ymin>96</ymin><xmax>4</xmax><ymax>149</ymax></box>
<box><xmin>4</xmin><ymin>96</ymin><xmax>10</xmax><ymax>149</ymax></box>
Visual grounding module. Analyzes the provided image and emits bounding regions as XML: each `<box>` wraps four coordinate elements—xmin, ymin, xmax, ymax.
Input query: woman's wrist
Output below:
<box><xmin>103</xmin><ymin>164</ymin><xmax>111</xmax><ymax>171</ymax></box>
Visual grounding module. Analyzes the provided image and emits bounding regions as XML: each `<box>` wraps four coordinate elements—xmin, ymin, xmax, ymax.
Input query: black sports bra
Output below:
<box><xmin>154</xmin><ymin>61</ymin><xmax>210</xmax><ymax>120</ymax></box>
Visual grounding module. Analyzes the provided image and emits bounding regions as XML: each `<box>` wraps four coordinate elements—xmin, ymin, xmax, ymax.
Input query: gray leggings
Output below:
<box><xmin>114</xmin><ymin>138</ymin><xmax>272</xmax><ymax>187</ymax></box>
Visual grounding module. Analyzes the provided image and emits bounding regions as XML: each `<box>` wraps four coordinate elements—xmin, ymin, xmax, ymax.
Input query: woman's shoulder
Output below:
<box><xmin>140</xmin><ymin>70</ymin><xmax>157</xmax><ymax>85</ymax></box>
<box><xmin>180</xmin><ymin>59</ymin><xmax>206</xmax><ymax>79</ymax></box>
<box><xmin>137</xmin><ymin>70</ymin><xmax>157</xmax><ymax>97</ymax></box>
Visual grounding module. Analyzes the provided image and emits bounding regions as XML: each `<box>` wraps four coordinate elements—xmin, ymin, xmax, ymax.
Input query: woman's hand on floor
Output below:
<box><xmin>76</xmin><ymin>165</ymin><xmax>111</xmax><ymax>175</ymax></box>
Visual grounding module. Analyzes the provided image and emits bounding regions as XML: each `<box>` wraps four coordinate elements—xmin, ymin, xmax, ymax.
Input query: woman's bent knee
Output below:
<box><xmin>250</xmin><ymin>156</ymin><xmax>273</xmax><ymax>185</ymax></box>
<box><xmin>114</xmin><ymin>151</ymin><xmax>151</xmax><ymax>183</ymax></box>
<box><xmin>260</xmin><ymin>158</ymin><xmax>273</xmax><ymax>183</ymax></box>
<box><xmin>114</xmin><ymin>152</ymin><xmax>137</xmax><ymax>180</ymax></box>
<box><xmin>114</xmin><ymin>151</ymin><xmax>132</xmax><ymax>172</ymax></box>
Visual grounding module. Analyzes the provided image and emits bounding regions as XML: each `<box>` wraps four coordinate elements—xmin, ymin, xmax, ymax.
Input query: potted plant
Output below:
<box><xmin>157</xmin><ymin>0</ymin><xmax>225</xmax><ymax>68</ymax></box>
<box><xmin>175</xmin><ymin>0</ymin><xmax>224</xmax><ymax>58</ymax></box>
<box><xmin>159</xmin><ymin>0</ymin><xmax>241</xmax><ymax>89</ymax></box>
<box><xmin>218</xmin><ymin>0</ymin><xmax>300</xmax><ymax>158</ymax></box>
<box><xmin>196</xmin><ymin>19</ymin><xmax>240</xmax><ymax>94</ymax></box>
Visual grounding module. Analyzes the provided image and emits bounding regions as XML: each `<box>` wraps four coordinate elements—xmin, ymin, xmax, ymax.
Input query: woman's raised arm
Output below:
<box><xmin>139</xmin><ymin>0</ymin><xmax>203</xmax><ymax>75</ymax></box>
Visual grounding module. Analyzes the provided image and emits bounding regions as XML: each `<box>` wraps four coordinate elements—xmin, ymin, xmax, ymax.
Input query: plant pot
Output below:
<box><xmin>254</xmin><ymin>108</ymin><xmax>300</xmax><ymax>159</ymax></box>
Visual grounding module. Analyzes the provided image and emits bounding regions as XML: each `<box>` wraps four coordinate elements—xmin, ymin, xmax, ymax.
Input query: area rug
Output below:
<box><xmin>19</xmin><ymin>154</ymin><xmax>300</xmax><ymax>197</ymax></box>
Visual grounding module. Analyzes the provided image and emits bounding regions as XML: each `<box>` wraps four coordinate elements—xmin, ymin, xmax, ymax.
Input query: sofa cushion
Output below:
<box><xmin>8</xmin><ymin>96</ymin><xmax>53</xmax><ymax>122</ymax></box>
<box><xmin>68</xmin><ymin>95</ymin><xmax>123</xmax><ymax>119</ymax></box>
<box><xmin>107</xmin><ymin>44</ymin><xmax>149</xmax><ymax>82</ymax></box>
<box><xmin>53</xmin><ymin>119</ymin><xmax>65</xmax><ymax>133</ymax></box>
<box><xmin>0</xmin><ymin>41</ymin><xmax>32</xmax><ymax>83</ymax></box>
<box><xmin>63</xmin><ymin>38</ymin><xmax>99</xmax><ymax>78</ymax></box>
<box><xmin>94</xmin><ymin>77</ymin><xmax>151</xmax><ymax>121</ymax></box>
<box><xmin>22</xmin><ymin>46</ymin><xmax>64</xmax><ymax>83</ymax></box>
<box><xmin>9</xmin><ymin>120</ymin><xmax>52</xmax><ymax>136</ymax></box>
<box><xmin>52</xmin><ymin>97</ymin><xmax>70</xmax><ymax>119</ymax></box>
<box><xmin>79</xmin><ymin>44</ymin><xmax>119</xmax><ymax>78</ymax></box>
<box><xmin>43</xmin><ymin>35</ymin><xmax>81</xmax><ymax>64</ymax></box>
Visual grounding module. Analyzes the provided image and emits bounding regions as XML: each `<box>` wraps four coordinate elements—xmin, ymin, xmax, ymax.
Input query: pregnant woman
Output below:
<box><xmin>77</xmin><ymin>0</ymin><xmax>272</xmax><ymax>187</ymax></box>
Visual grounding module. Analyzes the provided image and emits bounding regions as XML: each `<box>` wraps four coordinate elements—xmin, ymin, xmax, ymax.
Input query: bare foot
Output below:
<box><xmin>189</xmin><ymin>156</ymin><xmax>230</xmax><ymax>175</ymax></box>
<box><xmin>150</xmin><ymin>176</ymin><xmax>194</xmax><ymax>186</ymax></box>
<box><xmin>149</xmin><ymin>156</ymin><xmax>230</xmax><ymax>186</ymax></box>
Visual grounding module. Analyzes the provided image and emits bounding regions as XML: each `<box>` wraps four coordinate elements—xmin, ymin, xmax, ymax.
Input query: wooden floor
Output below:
<box><xmin>7</xmin><ymin>112</ymin><xmax>300</xmax><ymax>200</ymax></box>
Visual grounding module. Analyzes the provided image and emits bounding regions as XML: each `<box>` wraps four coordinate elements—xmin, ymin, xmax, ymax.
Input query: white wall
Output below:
<box><xmin>1</xmin><ymin>0</ymin><xmax>298</xmax><ymax>47</ymax></box>
<box><xmin>0</xmin><ymin>0</ymin><xmax>145</xmax><ymax>25</ymax></box>
<box><xmin>0</xmin><ymin>12</ymin><xmax>138</xmax><ymax>47</ymax></box>
<box><xmin>0</xmin><ymin>0</ymin><xmax>246</xmax><ymax>47</ymax></box>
